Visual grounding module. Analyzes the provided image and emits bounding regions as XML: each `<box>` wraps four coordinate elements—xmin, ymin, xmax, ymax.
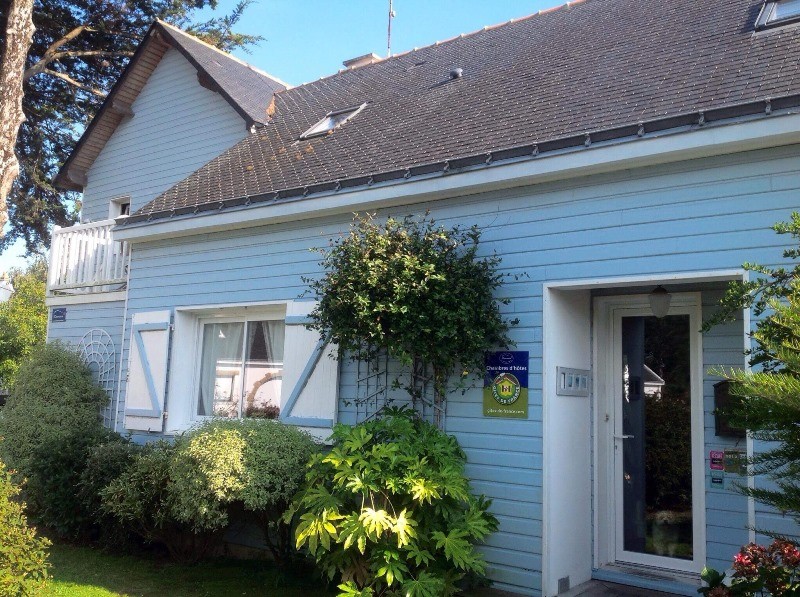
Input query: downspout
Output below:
<box><xmin>112</xmin><ymin>247</ymin><xmax>133</xmax><ymax>433</ymax></box>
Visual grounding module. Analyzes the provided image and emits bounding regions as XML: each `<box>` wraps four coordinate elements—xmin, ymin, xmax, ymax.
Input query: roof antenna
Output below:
<box><xmin>387</xmin><ymin>0</ymin><xmax>396</xmax><ymax>57</ymax></box>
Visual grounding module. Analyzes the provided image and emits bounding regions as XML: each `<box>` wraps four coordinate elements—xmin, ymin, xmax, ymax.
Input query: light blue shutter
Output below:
<box><xmin>124</xmin><ymin>311</ymin><xmax>171</xmax><ymax>432</ymax></box>
<box><xmin>279</xmin><ymin>300</ymin><xmax>338</xmax><ymax>440</ymax></box>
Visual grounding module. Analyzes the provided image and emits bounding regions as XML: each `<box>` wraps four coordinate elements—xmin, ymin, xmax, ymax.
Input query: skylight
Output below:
<box><xmin>300</xmin><ymin>104</ymin><xmax>366</xmax><ymax>139</ymax></box>
<box><xmin>756</xmin><ymin>0</ymin><xmax>800</xmax><ymax>29</ymax></box>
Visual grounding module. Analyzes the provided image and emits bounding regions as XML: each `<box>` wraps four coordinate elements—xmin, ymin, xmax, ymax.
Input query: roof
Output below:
<box><xmin>123</xmin><ymin>0</ymin><xmax>800</xmax><ymax>222</ymax></box>
<box><xmin>55</xmin><ymin>20</ymin><xmax>287</xmax><ymax>191</ymax></box>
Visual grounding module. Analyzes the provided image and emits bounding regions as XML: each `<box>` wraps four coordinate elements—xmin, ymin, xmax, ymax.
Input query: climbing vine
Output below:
<box><xmin>305</xmin><ymin>213</ymin><xmax>516</xmax><ymax>408</ymax></box>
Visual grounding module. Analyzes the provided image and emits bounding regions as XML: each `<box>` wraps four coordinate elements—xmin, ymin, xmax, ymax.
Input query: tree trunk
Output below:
<box><xmin>0</xmin><ymin>0</ymin><xmax>35</xmax><ymax>235</ymax></box>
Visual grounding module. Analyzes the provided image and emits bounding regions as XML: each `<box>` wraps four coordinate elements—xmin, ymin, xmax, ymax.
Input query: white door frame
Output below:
<box><xmin>593</xmin><ymin>292</ymin><xmax>706</xmax><ymax>574</ymax></box>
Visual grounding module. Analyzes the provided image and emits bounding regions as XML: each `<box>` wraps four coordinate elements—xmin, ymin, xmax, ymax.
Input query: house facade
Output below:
<box><xmin>46</xmin><ymin>1</ymin><xmax>800</xmax><ymax>595</ymax></box>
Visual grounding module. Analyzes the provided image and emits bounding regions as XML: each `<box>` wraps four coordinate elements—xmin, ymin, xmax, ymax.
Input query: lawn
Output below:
<box><xmin>42</xmin><ymin>543</ymin><xmax>331</xmax><ymax>596</ymax></box>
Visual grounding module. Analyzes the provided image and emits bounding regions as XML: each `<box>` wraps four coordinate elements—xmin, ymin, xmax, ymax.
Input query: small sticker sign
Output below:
<box><xmin>724</xmin><ymin>449</ymin><xmax>747</xmax><ymax>476</ymax></box>
<box><xmin>708</xmin><ymin>449</ymin><xmax>747</xmax><ymax>490</ymax></box>
<box><xmin>484</xmin><ymin>351</ymin><xmax>528</xmax><ymax>419</ymax></box>
<box><xmin>51</xmin><ymin>307</ymin><xmax>67</xmax><ymax>322</ymax></box>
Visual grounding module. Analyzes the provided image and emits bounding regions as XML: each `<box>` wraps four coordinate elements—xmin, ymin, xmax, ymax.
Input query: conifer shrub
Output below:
<box><xmin>700</xmin><ymin>213</ymin><xmax>800</xmax><ymax>594</ymax></box>
<box><xmin>704</xmin><ymin>212</ymin><xmax>800</xmax><ymax>529</ymax></box>
<box><xmin>0</xmin><ymin>460</ymin><xmax>49</xmax><ymax>596</ymax></box>
<box><xmin>0</xmin><ymin>342</ymin><xmax>109</xmax><ymax>537</ymax></box>
<box><xmin>288</xmin><ymin>408</ymin><xmax>498</xmax><ymax>597</ymax></box>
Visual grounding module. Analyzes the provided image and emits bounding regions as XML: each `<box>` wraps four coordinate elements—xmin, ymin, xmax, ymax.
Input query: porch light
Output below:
<box><xmin>648</xmin><ymin>285</ymin><xmax>672</xmax><ymax>319</ymax></box>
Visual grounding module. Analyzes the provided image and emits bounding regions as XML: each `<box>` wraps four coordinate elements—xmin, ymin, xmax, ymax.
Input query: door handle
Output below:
<box><xmin>613</xmin><ymin>434</ymin><xmax>634</xmax><ymax>440</ymax></box>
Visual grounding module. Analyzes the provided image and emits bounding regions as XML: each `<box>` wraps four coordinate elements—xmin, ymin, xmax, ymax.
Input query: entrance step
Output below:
<box><xmin>593</xmin><ymin>564</ymin><xmax>701</xmax><ymax>596</ymax></box>
<box><xmin>563</xmin><ymin>580</ymin><xmax>680</xmax><ymax>596</ymax></box>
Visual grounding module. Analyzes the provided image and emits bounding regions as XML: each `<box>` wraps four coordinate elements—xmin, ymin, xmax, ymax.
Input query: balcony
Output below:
<box><xmin>47</xmin><ymin>219</ymin><xmax>130</xmax><ymax>298</ymax></box>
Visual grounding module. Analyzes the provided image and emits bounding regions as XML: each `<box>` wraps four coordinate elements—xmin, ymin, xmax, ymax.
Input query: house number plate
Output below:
<box><xmin>556</xmin><ymin>367</ymin><xmax>591</xmax><ymax>397</ymax></box>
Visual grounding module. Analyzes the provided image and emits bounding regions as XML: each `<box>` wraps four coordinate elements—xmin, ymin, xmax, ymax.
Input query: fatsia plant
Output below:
<box><xmin>287</xmin><ymin>408</ymin><xmax>498</xmax><ymax>597</ymax></box>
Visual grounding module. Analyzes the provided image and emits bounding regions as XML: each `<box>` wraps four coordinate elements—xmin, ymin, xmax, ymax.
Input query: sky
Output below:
<box><xmin>206</xmin><ymin>0</ymin><xmax>557</xmax><ymax>86</ymax></box>
<box><xmin>0</xmin><ymin>0</ymin><xmax>559</xmax><ymax>276</ymax></box>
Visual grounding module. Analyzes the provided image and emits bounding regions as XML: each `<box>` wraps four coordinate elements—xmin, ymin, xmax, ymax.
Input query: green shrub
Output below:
<box><xmin>79</xmin><ymin>438</ymin><xmax>142</xmax><ymax>520</ymax></box>
<box><xmin>0</xmin><ymin>259</ymin><xmax>47</xmax><ymax>388</ymax></box>
<box><xmin>78</xmin><ymin>438</ymin><xmax>142</xmax><ymax>546</ymax></box>
<box><xmin>170</xmin><ymin>427</ymin><xmax>246</xmax><ymax>533</ymax></box>
<box><xmin>0</xmin><ymin>342</ymin><xmax>109</xmax><ymax>536</ymax></box>
<box><xmin>100</xmin><ymin>440</ymin><xmax>222</xmax><ymax>563</ymax></box>
<box><xmin>288</xmin><ymin>408</ymin><xmax>498</xmax><ymax>596</ymax></box>
<box><xmin>306</xmin><ymin>213</ymin><xmax>517</xmax><ymax>405</ymax></box>
<box><xmin>705</xmin><ymin>214</ymin><xmax>800</xmax><ymax>530</ymax></box>
<box><xmin>101</xmin><ymin>420</ymin><xmax>318</xmax><ymax>565</ymax></box>
<box><xmin>176</xmin><ymin>419</ymin><xmax>318</xmax><ymax>564</ymax></box>
<box><xmin>0</xmin><ymin>460</ymin><xmax>49</xmax><ymax>596</ymax></box>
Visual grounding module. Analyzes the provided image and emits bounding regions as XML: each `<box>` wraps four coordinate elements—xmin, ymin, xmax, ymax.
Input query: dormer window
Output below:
<box><xmin>299</xmin><ymin>104</ymin><xmax>366</xmax><ymax>140</ymax></box>
<box><xmin>756</xmin><ymin>0</ymin><xmax>800</xmax><ymax>29</ymax></box>
<box><xmin>110</xmin><ymin>196</ymin><xmax>131</xmax><ymax>219</ymax></box>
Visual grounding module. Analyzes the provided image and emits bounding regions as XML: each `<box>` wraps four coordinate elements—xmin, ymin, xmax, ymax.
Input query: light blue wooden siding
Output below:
<box><xmin>80</xmin><ymin>48</ymin><xmax>247</xmax><ymax>223</ymax></box>
<box><xmin>46</xmin><ymin>300</ymin><xmax>126</xmax><ymax>423</ymax></box>
<box><xmin>118</xmin><ymin>144</ymin><xmax>800</xmax><ymax>596</ymax></box>
<box><xmin>702</xmin><ymin>291</ymin><xmax>750</xmax><ymax>572</ymax></box>
<box><xmin>47</xmin><ymin>301</ymin><xmax>126</xmax><ymax>353</ymax></box>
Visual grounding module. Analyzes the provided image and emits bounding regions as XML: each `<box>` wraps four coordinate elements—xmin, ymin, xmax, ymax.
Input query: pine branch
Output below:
<box><xmin>42</xmin><ymin>69</ymin><xmax>107</xmax><ymax>97</ymax></box>
<box><xmin>23</xmin><ymin>24</ymin><xmax>95</xmax><ymax>80</ymax></box>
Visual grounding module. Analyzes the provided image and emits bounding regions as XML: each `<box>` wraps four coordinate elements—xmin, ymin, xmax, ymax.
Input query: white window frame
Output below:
<box><xmin>166</xmin><ymin>301</ymin><xmax>287</xmax><ymax>433</ymax></box>
<box><xmin>756</xmin><ymin>0</ymin><xmax>800</xmax><ymax>29</ymax></box>
<box><xmin>193</xmin><ymin>312</ymin><xmax>285</xmax><ymax>421</ymax></box>
<box><xmin>299</xmin><ymin>103</ymin><xmax>367</xmax><ymax>140</ymax></box>
<box><xmin>109</xmin><ymin>195</ymin><xmax>131</xmax><ymax>219</ymax></box>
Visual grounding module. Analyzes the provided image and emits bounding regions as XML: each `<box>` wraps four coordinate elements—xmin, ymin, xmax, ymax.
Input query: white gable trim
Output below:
<box><xmin>114</xmin><ymin>110</ymin><xmax>800</xmax><ymax>244</ymax></box>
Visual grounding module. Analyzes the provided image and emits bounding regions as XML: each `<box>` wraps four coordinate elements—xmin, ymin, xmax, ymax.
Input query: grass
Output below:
<box><xmin>42</xmin><ymin>543</ymin><xmax>331</xmax><ymax>596</ymax></box>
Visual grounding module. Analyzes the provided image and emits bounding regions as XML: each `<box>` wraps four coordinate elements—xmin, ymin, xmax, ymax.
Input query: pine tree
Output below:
<box><xmin>708</xmin><ymin>212</ymin><xmax>800</xmax><ymax>530</ymax></box>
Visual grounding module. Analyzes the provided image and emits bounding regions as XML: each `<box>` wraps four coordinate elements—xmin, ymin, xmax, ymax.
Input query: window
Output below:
<box><xmin>110</xmin><ymin>196</ymin><xmax>131</xmax><ymax>218</ymax></box>
<box><xmin>756</xmin><ymin>0</ymin><xmax>800</xmax><ymax>29</ymax></box>
<box><xmin>196</xmin><ymin>317</ymin><xmax>285</xmax><ymax>419</ymax></box>
<box><xmin>299</xmin><ymin>103</ymin><xmax>366</xmax><ymax>139</ymax></box>
<box><xmin>158</xmin><ymin>300</ymin><xmax>337</xmax><ymax>437</ymax></box>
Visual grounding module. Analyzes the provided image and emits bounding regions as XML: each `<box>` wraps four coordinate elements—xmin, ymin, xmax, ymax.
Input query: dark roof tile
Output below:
<box><xmin>136</xmin><ymin>0</ymin><xmax>800</xmax><ymax>220</ymax></box>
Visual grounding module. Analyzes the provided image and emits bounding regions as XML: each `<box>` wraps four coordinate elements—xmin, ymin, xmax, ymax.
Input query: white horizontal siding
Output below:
<box><xmin>113</xmin><ymin>143</ymin><xmax>800</xmax><ymax>596</ymax></box>
<box><xmin>81</xmin><ymin>48</ymin><xmax>247</xmax><ymax>223</ymax></box>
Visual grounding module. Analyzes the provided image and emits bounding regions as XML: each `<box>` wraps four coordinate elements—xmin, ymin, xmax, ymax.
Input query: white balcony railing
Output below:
<box><xmin>47</xmin><ymin>219</ymin><xmax>130</xmax><ymax>295</ymax></box>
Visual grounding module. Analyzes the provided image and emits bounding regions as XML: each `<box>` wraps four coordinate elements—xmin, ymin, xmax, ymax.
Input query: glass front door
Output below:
<box><xmin>619</xmin><ymin>314</ymin><xmax>694</xmax><ymax>562</ymax></box>
<box><xmin>595</xmin><ymin>294</ymin><xmax>705</xmax><ymax>574</ymax></box>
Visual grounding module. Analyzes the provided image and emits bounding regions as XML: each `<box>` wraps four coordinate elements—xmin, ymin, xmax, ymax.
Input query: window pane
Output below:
<box><xmin>242</xmin><ymin>320</ymin><xmax>285</xmax><ymax>418</ymax></box>
<box><xmin>197</xmin><ymin>322</ymin><xmax>244</xmax><ymax>417</ymax></box>
<box><xmin>621</xmin><ymin>315</ymin><xmax>693</xmax><ymax>560</ymax></box>
<box><xmin>773</xmin><ymin>0</ymin><xmax>800</xmax><ymax>21</ymax></box>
